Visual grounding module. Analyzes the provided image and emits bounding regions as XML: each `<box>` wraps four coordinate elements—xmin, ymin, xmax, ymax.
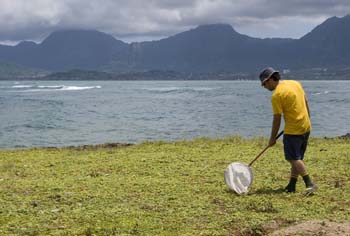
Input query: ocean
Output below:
<box><xmin>0</xmin><ymin>80</ymin><xmax>349</xmax><ymax>149</ymax></box>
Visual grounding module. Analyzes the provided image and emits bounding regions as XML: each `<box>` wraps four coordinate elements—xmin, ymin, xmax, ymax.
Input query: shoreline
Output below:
<box><xmin>0</xmin><ymin>142</ymin><xmax>134</xmax><ymax>151</ymax></box>
<box><xmin>1</xmin><ymin>133</ymin><xmax>349</xmax><ymax>151</ymax></box>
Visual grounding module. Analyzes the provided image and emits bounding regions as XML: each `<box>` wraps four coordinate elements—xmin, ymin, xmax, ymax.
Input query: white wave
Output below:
<box><xmin>60</xmin><ymin>85</ymin><xmax>101</xmax><ymax>91</ymax></box>
<box><xmin>16</xmin><ymin>85</ymin><xmax>101</xmax><ymax>92</ymax></box>
<box><xmin>144</xmin><ymin>87</ymin><xmax>214</xmax><ymax>93</ymax></box>
<box><xmin>313</xmin><ymin>90</ymin><xmax>330</xmax><ymax>95</ymax></box>
<box><xmin>38</xmin><ymin>85</ymin><xmax>64</xmax><ymax>89</ymax></box>
<box><xmin>191</xmin><ymin>87</ymin><xmax>215</xmax><ymax>91</ymax></box>
<box><xmin>13</xmin><ymin>85</ymin><xmax>64</xmax><ymax>89</ymax></box>
<box><xmin>144</xmin><ymin>87</ymin><xmax>181</xmax><ymax>92</ymax></box>
<box><xmin>12</xmin><ymin>85</ymin><xmax>34</xmax><ymax>88</ymax></box>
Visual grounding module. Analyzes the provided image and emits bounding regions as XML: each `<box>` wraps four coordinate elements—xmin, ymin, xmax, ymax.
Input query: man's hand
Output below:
<box><xmin>268</xmin><ymin>138</ymin><xmax>276</xmax><ymax>147</ymax></box>
<box><xmin>269</xmin><ymin>114</ymin><xmax>281</xmax><ymax>147</ymax></box>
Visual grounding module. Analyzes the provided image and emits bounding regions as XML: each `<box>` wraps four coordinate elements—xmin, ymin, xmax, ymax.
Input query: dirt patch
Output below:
<box><xmin>268</xmin><ymin>220</ymin><xmax>350</xmax><ymax>236</ymax></box>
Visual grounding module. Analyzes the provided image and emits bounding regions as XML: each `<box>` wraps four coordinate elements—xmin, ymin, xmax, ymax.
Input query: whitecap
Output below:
<box><xmin>38</xmin><ymin>85</ymin><xmax>64</xmax><ymax>89</ymax></box>
<box><xmin>313</xmin><ymin>90</ymin><xmax>330</xmax><ymax>95</ymax></box>
<box><xmin>17</xmin><ymin>85</ymin><xmax>101</xmax><ymax>92</ymax></box>
<box><xmin>143</xmin><ymin>87</ymin><xmax>214</xmax><ymax>93</ymax></box>
<box><xmin>60</xmin><ymin>86</ymin><xmax>101</xmax><ymax>91</ymax></box>
<box><xmin>12</xmin><ymin>85</ymin><xmax>34</xmax><ymax>88</ymax></box>
<box><xmin>190</xmin><ymin>87</ymin><xmax>214</xmax><ymax>91</ymax></box>
<box><xmin>143</xmin><ymin>87</ymin><xmax>181</xmax><ymax>92</ymax></box>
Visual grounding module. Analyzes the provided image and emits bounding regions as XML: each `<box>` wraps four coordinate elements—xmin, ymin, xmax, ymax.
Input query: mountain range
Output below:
<box><xmin>0</xmin><ymin>15</ymin><xmax>350</xmax><ymax>75</ymax></box>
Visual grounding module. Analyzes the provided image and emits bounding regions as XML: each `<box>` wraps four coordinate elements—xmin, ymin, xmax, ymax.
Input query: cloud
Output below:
<box><xmin>0</xmin><ymin>0</ymin><xmax>349</xmax><ymax>44</ymax></box>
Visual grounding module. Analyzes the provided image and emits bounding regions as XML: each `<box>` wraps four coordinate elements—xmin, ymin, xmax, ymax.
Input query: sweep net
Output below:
<box><xmin>224</xmin><ymin>162</ymin><xmax>253</xmax><ymax>194</ymax></box>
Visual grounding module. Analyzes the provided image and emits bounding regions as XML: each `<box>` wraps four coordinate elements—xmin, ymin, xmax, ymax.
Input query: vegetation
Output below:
<box><xmin>0</xmin><ymin>62</ymin><xmax>49</xmax><ymax>79</ymax></box>
<box><xmin>41</xmin><ymin>69</ymin><xmax>253</xmax><ymax>81</ymax></box>
<box><xmin>0</xmin><ymin>136</ymin><xmax>349</xmax><ymax>235</ymax></box>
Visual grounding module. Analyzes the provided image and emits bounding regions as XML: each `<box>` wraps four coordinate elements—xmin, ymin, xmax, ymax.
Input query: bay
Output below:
<box><xmin>0</xmin><ymin>80</ymin><xmax>349</xmax><ymax>149</ymax></box>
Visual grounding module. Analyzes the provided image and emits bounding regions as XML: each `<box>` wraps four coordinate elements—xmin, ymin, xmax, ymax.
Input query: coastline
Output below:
<box><xmin>1</xmin><ymin>132</ymin><xmax>349</xmax><ymax>151</ymax></box>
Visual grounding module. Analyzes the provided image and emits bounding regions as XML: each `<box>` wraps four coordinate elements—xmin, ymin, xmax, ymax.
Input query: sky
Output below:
<box><xmin>1</xmin><ymin>0</ymin><xmax>350</xmax><ymax>45</ymax></box>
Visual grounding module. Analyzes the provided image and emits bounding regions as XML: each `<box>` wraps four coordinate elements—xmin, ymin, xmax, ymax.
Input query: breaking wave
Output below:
<box><xmin>11</xmin><ymin>84</ymin><xmax>101</xmax><ymax>92</ymax></box>
<box><xmin>142</xmin><ymin>87</ymin><xmax>215</xmax><ymax>93</ymax></box>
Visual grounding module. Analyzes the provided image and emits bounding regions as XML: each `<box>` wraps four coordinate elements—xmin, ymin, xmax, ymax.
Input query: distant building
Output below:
<box><xmin>283</xmin><ymin>69</ymin><xmax>290</xmax><ymax>74</ymax></box>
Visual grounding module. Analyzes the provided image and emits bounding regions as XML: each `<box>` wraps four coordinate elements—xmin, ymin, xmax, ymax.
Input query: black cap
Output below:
<box><xmin>259</xmin><ymin>67</ymin><xmax>280</xmax><ymax>85</ymax></box>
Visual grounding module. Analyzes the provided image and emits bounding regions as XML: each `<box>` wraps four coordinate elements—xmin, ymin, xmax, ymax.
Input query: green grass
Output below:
<box><xmin>0</xmin><ymin>137</ymin><xmax>349</xmax><ymax>235</ymax></box>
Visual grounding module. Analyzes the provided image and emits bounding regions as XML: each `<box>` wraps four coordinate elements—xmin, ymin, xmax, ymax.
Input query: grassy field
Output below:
<box><xmin>0</xmin><ymin>136</ymin><xmax>349</xmax><ymax>235</ymax></box>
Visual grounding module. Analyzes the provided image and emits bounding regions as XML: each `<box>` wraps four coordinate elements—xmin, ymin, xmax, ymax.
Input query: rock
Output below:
<box><xmin>339</xmin><ymin>133</ymin><xmax>350</xmax><ymax>139</ymax></box>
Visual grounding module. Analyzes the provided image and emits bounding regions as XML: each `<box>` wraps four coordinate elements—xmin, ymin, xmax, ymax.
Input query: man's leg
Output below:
<box><xmin>289</xmin><ymin>160</ymin><xmax>317</xmax><ymax>194</ymax></box>
<box><xmin>283</xmin><ymin>133</ymin><xmax>316</xmax><ymax>194</ymax></box>
<box><xmin>289</xmin><ymin>160</ymin><xmax>306</xmax><ymax>174</ymax></box>
<box><xmin>285</xmin><ymin>162</ymin><xmax>300</xmax><ymax>192</ymax></box>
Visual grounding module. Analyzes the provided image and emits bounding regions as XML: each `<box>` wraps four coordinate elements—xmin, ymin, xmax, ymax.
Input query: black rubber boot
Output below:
<box><xmin>302</xmin><ymin>175</ymin><xmax>313</xmax><ymax>187</ymax></box>
<box><xmin>284</xmin><ymin>177</ymin><xmax>297</xmax><ymax>193</ymax></box>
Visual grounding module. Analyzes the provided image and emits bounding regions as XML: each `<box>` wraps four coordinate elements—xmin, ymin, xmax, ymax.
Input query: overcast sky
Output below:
<box><xmin>1</xmin><ymin>0</ymin><xmax>349</xmax><ymax>45</ymax></box>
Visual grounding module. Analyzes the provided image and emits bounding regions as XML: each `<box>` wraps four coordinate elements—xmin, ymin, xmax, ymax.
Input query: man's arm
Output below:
<box><xmin>305</xmin><ymin>98</ymin><xmax>311</xmax><ymax>118</ymax></box>
<box><xmin>269</xmin><ymin>114</ymin><xmax>281</xmax><ymax>147</ymax></box>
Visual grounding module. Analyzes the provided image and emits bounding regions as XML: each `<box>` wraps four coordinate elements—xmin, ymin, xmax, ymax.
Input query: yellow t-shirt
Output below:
<box><xmin>271</xmin><ymin>80</ymin><xmax>311</xmax><ymax>135</ymax></box>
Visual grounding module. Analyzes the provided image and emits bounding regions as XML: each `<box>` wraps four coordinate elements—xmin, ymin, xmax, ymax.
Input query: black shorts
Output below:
<box><xmin>283</xmin><ymin>132</ymin><xmax>310</xmax><ymax>160</ymax></box>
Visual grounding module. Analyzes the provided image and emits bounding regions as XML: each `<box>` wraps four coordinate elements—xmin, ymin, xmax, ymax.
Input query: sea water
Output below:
<box><xmin>0</xmin><ymin>80</ymin><xmax>349</xmax><ymax>148</ymax></box>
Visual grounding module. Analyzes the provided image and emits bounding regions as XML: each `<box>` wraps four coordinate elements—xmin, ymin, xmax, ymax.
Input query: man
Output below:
<box><xmin>259</xmin><ymin>67</ymin><xmax>317</xmax><ymax>194</ymax></box>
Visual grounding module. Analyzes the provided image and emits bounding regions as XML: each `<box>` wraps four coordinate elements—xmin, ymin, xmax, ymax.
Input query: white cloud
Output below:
<box><xmin>0</xmin><ymin>0</ymin><xmax>349</xmax><ymax>43</ymax></box>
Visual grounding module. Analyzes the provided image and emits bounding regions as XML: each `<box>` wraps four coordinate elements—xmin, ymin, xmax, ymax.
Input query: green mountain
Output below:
<box><xmin>0</xmin><ymin>15</ymin><xmax>350</xmax><ymax>74</ymax></box>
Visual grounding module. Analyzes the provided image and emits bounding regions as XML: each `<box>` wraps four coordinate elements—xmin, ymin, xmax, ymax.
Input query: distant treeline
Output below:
<box><xmin>1</xmin><ymin>68</ymin><xmax>350</xmax><ymax>81</ymax></box>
